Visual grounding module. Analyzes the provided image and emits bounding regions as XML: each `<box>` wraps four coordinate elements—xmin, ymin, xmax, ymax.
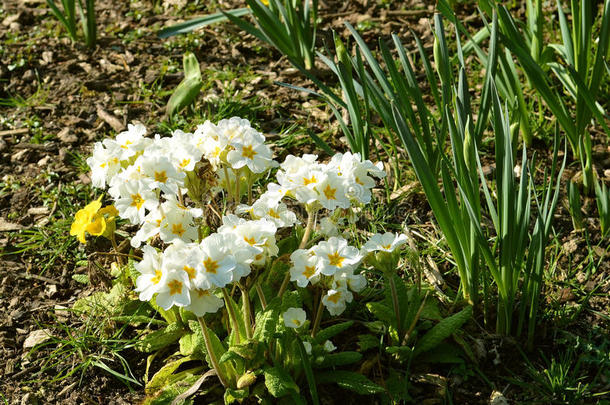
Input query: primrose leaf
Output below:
<box><xmin>253</xmin><ymin>298</ymin><xmax>280</xmax><ymax>343</ymax></box>
<box><xmin>264</xmin><ymin>366</ymin><xmax>299</xmax><ymax>398</ymax></box>
<box><xmin>413</xmin><ymin>305</ymin><xmax>472</xmax><ymax>356</ymax></box>
<box><xmin>313</xmin><ymin>321</ymin><xmax>353</xmax><ymax>345</ymax></box>
<box><xmin>316</xmin><ymin>370</ymin><xmax>384</xmax><ymax>395</ymax></box>
<box><xmin>135</xmin><ymin>322</ymin><xmax>184</xmax><ymax>353</ymax></box>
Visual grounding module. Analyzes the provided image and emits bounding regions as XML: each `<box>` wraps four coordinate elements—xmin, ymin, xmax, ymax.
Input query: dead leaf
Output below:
<box><xmin>23</xmin><ymin>329</ymin><xmax>52</xmax><ymax>349</ymax></box>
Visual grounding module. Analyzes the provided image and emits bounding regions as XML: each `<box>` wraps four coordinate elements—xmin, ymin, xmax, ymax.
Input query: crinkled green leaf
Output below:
<box><xmin>135</xmin><ymin>322</ymin><xmax>185</xmax><ymax>353</ymax></box>
<box><xmin>253</xmin><ymin>298</ymin><xmax>280</xmax><ymax>343</ymax></box>
<box><xmin>314</xmin><ymin>352</ymin><xmax>362</xmax><ymax>368</ymax></box>
<box><xmin>316</xmin><ymin>370</ymin><xmax>384</xmax><ymax>395</ymax></box>
<box><xmin>313</xmin><ymin>321</ymin><xmax>353</xmax><ymax>345</ymax></box>
<box><xmin>146</xmin><ymin>356</ymin><xmax>194</xmax><ymax>392</ymax></box>
<box><xmin>413</xmin><ymin>306</ymin><xmax>472</xmax><ymax>356</ymax></box>
<box><xmin>264</xmin><ymin>366</ymin><xmax>299</xmax><ymax>398</ymax></box>
<box><xmin>358</xmin><ymin>334</ymin><xmax>380</xmax><ymax>352</ymax></box>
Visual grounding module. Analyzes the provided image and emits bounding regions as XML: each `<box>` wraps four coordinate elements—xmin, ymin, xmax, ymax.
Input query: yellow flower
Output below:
<box><xmin>70</xmin><ymin>197</ymin><xmax>118</xmax><ymax>244</ymax></box>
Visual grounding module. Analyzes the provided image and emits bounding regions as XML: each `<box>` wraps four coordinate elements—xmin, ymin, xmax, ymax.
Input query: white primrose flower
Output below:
<box><xmin>321</xmin><ymin>287</ymin><xmax>353</xmax><ymax>316</ymax></box>
<box><xmin>112</xmin><ymin>181</ymin><xmax>158</xmax><ymax>224</ymax></box>
<box><xmin>333</xmin><ymin>269</ymin><xmax>367</xmax><ymax>293</ymax></box>
<box><xmin>162</xmin><ymin>240</ymin><xmax>200</xmax><ymax>286</ymax></box>
<box><xmin>218</xmin><ymin>215</ymin><xmax>278</xmax><ymax>265</ymax></box>
<box><xmin>314</xmin><ymin>173</ymin><xmax>350</xmax><ymax>211</ymax></box>
<box><xmin>362</xmin><ymin>232</ymin><xmax>408</xmax><ymax>254</ymax></box>
<box><xmin>112</xmin><ymin>123</ymin><xmax>150</xmax><ymax>161</ymax></box>
<box><xmin>283</xmin><ymin>307</ymin><xmax>307</xmax><ymax>328</ymax></box>
<box><xmin>155</xmin><ymin>270</ymin><xmax>191</xmax><ymax>310</ymax></box>
<box><xmin>323</xmin><ymin>340</ymin><xmax>337</xmax><ymax>352</ymax></box>
<box><xmin>193</xmin><ymin>233</ymin><xmax>237</xmax><ymax>290</ymax></box>
<box><xmin>311</xmin><ymin>237</ymin><xmax>362</xmax><ymax>276</ymax></box>
<box><xmin>237</xmin><ymin>194</ymin><xmax>298</xmax><ymax>228</ymax></box>
<box><xmin>187</xmin><ymin>288</ymin><xmax>224</xmax><ymax>316</ymax></box>
<box><xmin>303</xmin><ymin>341</ymin><xmax>312</xmax><ymax>355</ymax></box>
<box><xmin>226</xmin><ymin>139</ymin><xmax>276</xmax><ymax>174</ymax></box>
<box><xmin>222</xmin><ymin>232</ymin><xmax>261</xmax><ymax>281</ymax></box>
<box><xmin>139</xmin><ymin>154</ymin><xmax>185</xmax><ymax>195</ymax></box>
<box><xmin>135</xmin><ymin>245</ymin><xmax>165</xmax><ymax>301</ymax></box>
<box><xmin>319</xmin><ymin>216</ymin><xmax>339</xmax><ymax>237</ymax></box>
<box><xmin>131</xmin><ymin>207</ymin><xmax>165</xmax><ymax>248</ymax></box>
<box><xmin>289</xmin><ymin>249</ymin><xmax>320</xmax><ymax>287</ymax></box>
<box><xmin>87</xmin><ymin>141</ymin><xmax>122</xmax><ymax>189</ymax></box>
<box><xmin>216</xmin><ymin>116</ymin><xmax>264</xmax><ymax>144</ymax></box>
<box><xmin>159</xmin><ymin>205</ymin><xmax>199</xmax><ymax>244</ymax></box>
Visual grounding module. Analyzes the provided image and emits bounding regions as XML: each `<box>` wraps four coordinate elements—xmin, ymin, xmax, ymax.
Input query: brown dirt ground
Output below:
<box><xmin>0</xmin><ymin>0</ymin><xmax>608</xmax><ymax>404</ymax></box>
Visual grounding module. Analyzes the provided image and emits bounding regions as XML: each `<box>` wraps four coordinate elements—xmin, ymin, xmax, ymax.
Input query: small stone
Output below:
<box><xmin>23</xmin><ymin>329</ymin><xmax>52</xmax><ymax>349</ymax></box>
<box><xmin>9</xmin><ymin>22</ymin><xmax>21</xmax><ymax>31</ymax></box>
<box><xmin>0</xmin><ymin>139</ymin><xmax>7</xmax><ymax>152</ymax></box>
<box><xmin>28</xmin><ymin>206</ymin><xmax>49</xmax><ymax>216</ymax></box>
<box><xmin>11</xmin><ymin>149</ymin><xmax>28</xmax><ymax>162</ymax></box>
<box><xmin>37</xmin><ymin>155</ymin><xmax>50</xmax><ymax>166</ymax></box>
<box><xmin>57</xmin><ymin>128</ymin><xmax>78</xmax><ymax>143</ymax></box>
<box><xmin>41</xmin><ymin>51</ymin><xmax>53</xmax><ymax>64</ymax></box>
<box><xmin>21</xmin><ymin>393</ymin><xmax>39</xmax><ymax>405</ymax></box>
<box><xmin>22</xmin><ymin>69</ymin><xmax>35</xmax><ymax>82</ymax></box>
<box><xmin>2</xmin><ymin>14</ymin><xmax>20</xmax><ymax>26</ymax></box>
<box><xmin>44</xmin><ymin>284</ymin><xmax>58</xmax><ymax>298</ymax></box>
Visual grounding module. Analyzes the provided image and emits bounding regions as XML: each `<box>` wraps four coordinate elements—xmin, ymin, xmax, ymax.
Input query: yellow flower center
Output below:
<box><xmin>303</xmin><ymin>175</ymin><xmax>317</xmax><ymax>185</ymax></box>
<box><xmin>244</xmin><ymin>236</ymin><xmax>256</xmax><ymax>245</ymax></box>
<box><xmin>183</xmin><ymin>265</ymin><xmax>196</xmax><ymax>280</ymax></box>
<box><xmin>121</xmin><ymin>140</ymin><xmax>132</xmax><ymax>149</ymax></box>
<box><xmin>302</xmin><ymin>265</ymin><xmax>316</xmax><ymax>278</ymax></box>
<box><xmin>292</xmin><ymin>319</ymin><xmax>301</xmax><ymax>326</ymax></box>
<box><xmin>154</xmin><ymin>170</ymin><xmax>168</xmax><ymax>183</ymax></box>
<box><xmin>327</xmin><ymin>291</ymin><xmax>342</xmax><ymax>304</ymax></box>
<box><xmin>172</xmin><ymin>223</ymin><xmax>186</xmax><ymax>237</ymax></box>
<box><xmin>242</xmin><ymin>145</ymin><xmax>257</xmax><ymax>159</ymax></box>
<box><xmin>151</xmin><ymin>270</ymin><xmax>162</xmax><ymax>284</ymax></box>
<box><xmin>327</xmin><ymin>251</ymin><xmax>345</xmax><ymax>267</ymax></box>
<box><xmin>382</xmin><ymin>244</ymin><xmax>392</xmax><ymax>250</ymax></box>
<box><xmin>203</xmin><ymin>257</ymin><xmax>219</xmax><ymax>274</ymax></box>
<box><xmin>267</xmin><ymin>209</ymin><xmax>280</xmax><ymax>219</ymax></box>
<box><xmin>356</xmin><ymin>177</ymin><xmax>364</xmax><ymax>185</ymax></box>
<box><xmin>323</xmin><ymin>184</ymin><xmax>337</xmax><ymax>200</ymax></box>
<box><xmin>180</xmin><ymin>159</ymin><xmax>191</xmax><ymax>169</ymax></box>
<box><xmin>196</xmin><ymin>289</ymin><xmax>210</xmax><ymax>298</ymax></box>
<box><xmin>130</xmin><ymin>194</ymin><xmax>144</xmax><ymax>210</ymax></box>
<box><xmin>168</xmin><ymin>279</ymin><xmax>183</xmax><ymax>295</ymax></box>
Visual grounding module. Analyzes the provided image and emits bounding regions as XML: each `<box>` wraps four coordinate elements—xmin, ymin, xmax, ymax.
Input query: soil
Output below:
<box><xmin>0</xmin><ymin>0</ymin><xmax>608</xmax><ymax>404</ymax></box>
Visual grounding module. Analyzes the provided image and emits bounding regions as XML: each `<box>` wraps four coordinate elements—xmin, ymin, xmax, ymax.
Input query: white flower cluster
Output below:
<box><xmin>86</xmin><ymin>117</ymin><xmax>391</xmax><ymax>317</ymax></box>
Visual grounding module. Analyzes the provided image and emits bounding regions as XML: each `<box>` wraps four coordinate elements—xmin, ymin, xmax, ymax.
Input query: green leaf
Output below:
<box><xmin>413</xmin><ymin>306</ymin><xmax>472</xmax><ymax>356</ymax></box>
<box><xmin>366</xmin><ymin>302</ymin><xmax>394</xmax><ymax>325</ymax></box>
<box><xmin>188</xmin><ymin>320</ymin><xmax>229</xmax><ymax>375</ymax></box>
<box><xmin>264</xmin><ymin>366</ymin><xmax>299</xmax><ymax>398</ymax></box>
<box><xmin>253</xmin><ymin>298</ymin><xmax>280</xmax><ymax>343</ymax></box>
<box><xmin>295</xmin><ymin>335</ymin><xmax>319</xmax><ymax>405</ymax></box>
<box><xmin>386</xmin><ymin>345</ymin><xmax>413</xmax><ymax>362</ymax></box>
<box><xmin>316</xmin><ymin>371</ymin><xmax>384</xmax><ymax>395</ymax></box>
<box><xmin>71</xmin><ymin>273</ymin><xmax>89</xmax><ymax>284</ymax></box>
<box><xmin>158</xmin><ymin>8</ymin><xmax>251</xmax><ymax>38</ymax></box>
<box><xmin>146</xmin><ymin>356</ymin><xmax>194</xmax><ymax>392</ymax></box>
<box><xmin>179</xmin><ymin>332</ymin><xmax>203</xmax><ymax>358</ymax></box>
<box><xmin>135</xmin><ymin>322</ymin><xmax>185</xmax><ymax>353</ymax></box>
<box><xmin>166</xmin><ymin>52</ymin><xmax>203</xmax><ymax>117</ymax></box>
<box><xmin>313</xmin><ymin>321</ymin><xmax>353</xmax><ymax>344</ymax></box>
<box><xmin>358</xmin><ymin>334</ymin><xmax>380</xmax><ymax>352</ymax></box>
<box><xmin>314</xmin><ymin>352</ymin><xmax>362</xmax><ymax>368</ymax></box>
<box><xmin>281</xmin><ymin>290</ymin><xmax>302</xmax><ymax>312</ymax></box>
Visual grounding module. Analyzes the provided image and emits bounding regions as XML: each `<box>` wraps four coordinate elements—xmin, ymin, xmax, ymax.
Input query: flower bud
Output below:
<box><xmin>237</xmin><ymin>371</ymin><xmax>257</xmax><ymax>389</ymax></box>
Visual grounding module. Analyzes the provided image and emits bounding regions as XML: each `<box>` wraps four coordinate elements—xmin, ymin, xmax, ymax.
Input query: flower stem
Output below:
<box><xmin>255</xmin><ymin>283</ymin><xmax>267</xmax><ymax>310</ymax></box>
<box><xmin>389</xmin><ymin>276</ymin><xmax>402</xmax><ymax>339</ymax></box>
<box><xmin>239</xmin><ymin>283</ymin><xmax>253</xmax><ymax>339</ymax></box>
<box><xmin>197</xmin><ymin>316</ymin><xmax>229</xmax><ymax>387</ymax></box>
<box><xmin>247</xmin><ymin>170</ymin><xmax>253</xmax><ymax>206</ymax></box>
<box><xmin>222</xmin><ymin>164</ymin><xmax>233</xmax><ymax>203</ymax></box>
<box><xmin>310</xmin><ymin>293</ymin><xmax>324</xmax><ymax>338</ymax></box>
<box><xmin>222</xmin><ymin>288</ymin><xmax>241</xmax><ymax>344</ymax></box>
<box><xmin>234</xmin><ymin>168</ymin><xmax>241</xmax><ymax>205</ymax></box>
